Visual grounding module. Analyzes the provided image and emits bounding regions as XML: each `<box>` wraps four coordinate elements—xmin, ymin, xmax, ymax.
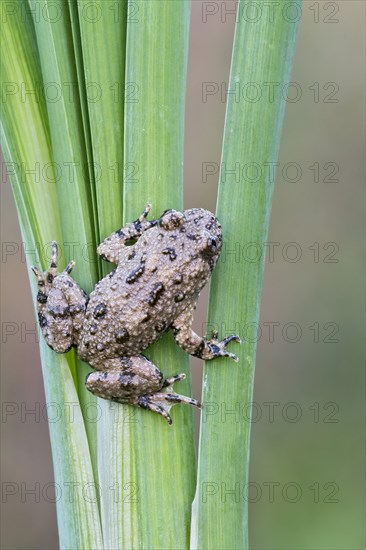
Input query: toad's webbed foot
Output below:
<box><xmin>85</xmin><ymin>356</ymin><xmax>201</xmax><ymax>424</ymax></box>
<box><xmin>172</xmin><ymin>307</ymin><xmax>241</xmax><ymax>362</ymax></box>
<box><xmin>201</xmin><ymin>331</ymin><xmax>241</xmax><ymax>362</ymax></box>
<box><xmin>138</xmin><ymin>374</ymin><xmax>201</xmax><ymax>425</ymax></box>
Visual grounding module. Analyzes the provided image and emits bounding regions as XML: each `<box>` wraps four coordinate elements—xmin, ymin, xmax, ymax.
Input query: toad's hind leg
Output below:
<box><xmin>85</xmin><ymin>355</ymin><xmax>201</xmax><ymax>424</ymax></box>
<box><xmin>31</xmin><ymin>242</ymin><xmax>88</xmax><ymax>352</ymax></box>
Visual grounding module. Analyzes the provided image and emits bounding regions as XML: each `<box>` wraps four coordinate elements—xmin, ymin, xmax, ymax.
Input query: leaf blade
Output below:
<box><xmin>97</xmin><ymin>2</ymin><xmax>196</xmax><ymax>548</ymax></box>
<box><xmin>1</xmin><ymin>4</ymin><xmax>103</xmax><ymax>547</ymax></box>
<box><xmin>193</xmin><ymin>2</ymin><xmax>302</xmax><ymax>548</ymax></box>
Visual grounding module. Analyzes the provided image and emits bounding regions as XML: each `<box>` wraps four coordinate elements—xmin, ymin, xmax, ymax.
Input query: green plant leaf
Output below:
<box><xmin>28</xmin><ymin>0</ymin><xmax>102</xmax><ymax>474</ymax></box>
<box><xmin>1</xmin><ymin>3</ymin><xmax>103</xmax><ymax>548</ymax></box>
<box><xmin>28</xmin><ymin>0</ymin><xmax>99</xmax><ymax>291</ymax></box>
<box><xmin>192</xmin><ymin>2</ymin><xmax>302</xmax><ymax>548</ymax></box>
<box><xmin>41</xmin><ymin>348</ymin><xmax>104</xmax><ymax>550</ymax></box>
<box><xmin>76</xmin><ymin>0</ymin><xmax>127</xmax><ymax>260</ymax></box>
<box><xmin>96</xmin><ymin>1</ymin><xmax>196</xmax><ymax>548</ymax></box>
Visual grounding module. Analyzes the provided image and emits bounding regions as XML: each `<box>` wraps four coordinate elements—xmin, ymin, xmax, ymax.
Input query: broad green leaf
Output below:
<box><xmin>77</xmin><ymin>0</ymin><xmax>127</xmax><ymax>258</ymax></box>
<box><xmin>192</xmin><ymin>2</ymin><xmax>302</xmax><ymax>548</ymax></box>
<box><xmin>28</xmin><ymin>0</ymin><xmax>100</xmax><ymax>473</ymax></box>
<box><xmin>28</xmin><ymin>0</ymin><xmax>98</xmax><ymax>291</ymax></box>
<box><xmin>0</xmin><ymin>3</ymin><xmax>103</xmax><ymax>548</ymax></box>
<box><xmin>41</xmin><ymin>349</ymin><xmax>103</xmax><ymax>550</ymax></box>
<box><xmin>96</xmin><ymin>1</ymin><xmax>195</xmax><ymax>548</ymax></box>
<box><xmin>68</xmin><ymin>0</ymin><xmax>100</xmax><ymax>250</ymax></box>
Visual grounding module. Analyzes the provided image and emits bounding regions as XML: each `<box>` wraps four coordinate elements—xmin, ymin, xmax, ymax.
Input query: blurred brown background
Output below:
<box><xmin>1</xmin><ymin>1</ymin><xmax>365</xmax><ymax>548</ymax></box>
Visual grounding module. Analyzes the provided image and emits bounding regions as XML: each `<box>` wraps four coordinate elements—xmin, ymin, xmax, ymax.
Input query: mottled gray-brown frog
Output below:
<box><xmin>32</xmin><ymin>205</ymin><xmax>240</xmax><ymax>424</ymax></box>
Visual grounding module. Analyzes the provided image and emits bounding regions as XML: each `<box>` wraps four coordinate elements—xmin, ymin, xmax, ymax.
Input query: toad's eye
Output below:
<box><xmin>202</xmin><ymin>235</ymin><xmax>220</xmax><ymax>257</ymax></box>
<box><xmin>209</xmin><ymin>237</ymin><xmax>218</xmax><ymax>249</ymax></box>
<box><xmin>160</xmin><ymin>210</ymin><xmax>184</xmax><ymax>230</ymax></box>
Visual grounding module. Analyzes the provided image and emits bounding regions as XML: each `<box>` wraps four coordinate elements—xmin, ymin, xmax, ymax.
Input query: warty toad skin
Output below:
<box><xmin>32</xmin><ymin>205</ymin><xmax>240</xmax><ymax>424</ymax></box>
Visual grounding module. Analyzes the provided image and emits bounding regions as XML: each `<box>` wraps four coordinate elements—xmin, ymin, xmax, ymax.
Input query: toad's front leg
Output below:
<box><xmin>97</xmin><ymin>204</ymin><xmax>157</xmax><ymax>264</ymax></box>
<box><xmin>85</xmin><ymin>355</ymin><xmax>201</xmax><ymax>424</ymax></box>
<box><xmin>171</xmin><ymin>305</ymin><xmax>241</xmax><ymax>362</ymax></box>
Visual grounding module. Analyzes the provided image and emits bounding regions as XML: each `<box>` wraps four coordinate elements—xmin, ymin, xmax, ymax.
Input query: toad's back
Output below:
<box><xmin>77</xmin><ymin>217</ymin><xmax>213</xmax><ymax>366</ymax></box>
